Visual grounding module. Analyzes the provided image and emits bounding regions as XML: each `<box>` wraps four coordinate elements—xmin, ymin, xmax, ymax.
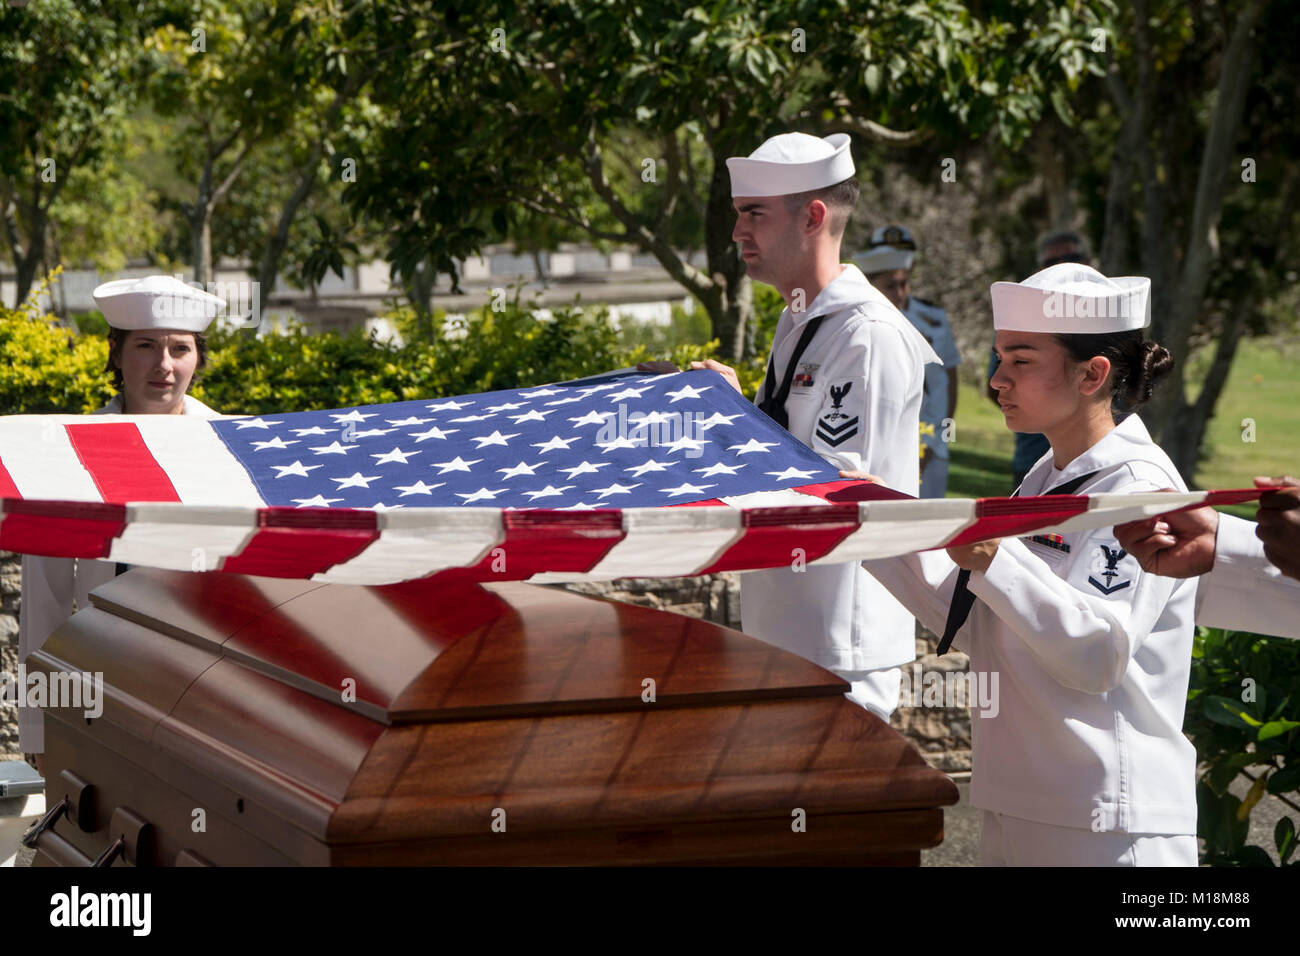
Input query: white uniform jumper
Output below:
<box><xmin>865</xmin><ymin>413</ymin><xmax>1199</xmax><ymax>865</ymax></box>
<box><xmin>17</xmin><ymin>394</ymin><xmax>223</xmax><ymax>753</ymax></box>
<box><xmin>741</xmin><ymin>263</ymin><xmax>939</xmax><ymax>718</ymax></box>
<box><xmin>1195</xmin><ymin>512</ymin><xmax>1300</xmax><ymax>639</ymax></box>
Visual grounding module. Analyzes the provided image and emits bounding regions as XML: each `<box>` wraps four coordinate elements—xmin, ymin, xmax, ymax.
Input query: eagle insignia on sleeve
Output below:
<box><xmin>1087</xmin><ymin>543</ymin><xmax>1131</xmax><ymax>594</ymax></box>
<box><xmin>816</xmin><ymin>382</ymin><xmax>859</xmax><ymax>446</ymax></box>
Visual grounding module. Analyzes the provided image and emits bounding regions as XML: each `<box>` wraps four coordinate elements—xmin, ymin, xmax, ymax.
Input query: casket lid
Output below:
<box><xmin>88</xmin><ymin>568</ymin><xmax>846</xmax><ymax>726</ymax></box>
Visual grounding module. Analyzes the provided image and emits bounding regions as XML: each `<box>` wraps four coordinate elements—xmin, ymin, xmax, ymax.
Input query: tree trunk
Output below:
<box><xmin>257</xmin><ymin>156</ymin><xmax>321</xmax><ymax>317</ymax></box>
<box><xmin>702</xmin><ymin>155</ymin><xmax>752</xmax><ymax>361</ymax></box>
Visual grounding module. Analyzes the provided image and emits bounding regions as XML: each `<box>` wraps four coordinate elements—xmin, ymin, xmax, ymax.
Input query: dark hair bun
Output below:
<box><xmin>1124</xmin><ymin>341</ymin><xmax>1174</xmax><ymax>408</ymax></box>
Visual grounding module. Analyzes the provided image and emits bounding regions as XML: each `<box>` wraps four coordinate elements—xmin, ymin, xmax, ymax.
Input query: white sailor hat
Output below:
<box><xmin>92</xmin><ymin>274</ymin><xmax>225</xmax><ymax>333</ymax></box>
<box><xmin>991</xmin><ymin>263</ymin><xmax>1150</xmax><ymax>333</ymax></box>
<box><xmin>727</xmin><ymin>132</ymin><xmax>855</xmax><ymax>198</ymax></box>
<box><xmin>854</xmin><ymin>224</ymin><xmax>917</xmax><ymax>274</ymax></box>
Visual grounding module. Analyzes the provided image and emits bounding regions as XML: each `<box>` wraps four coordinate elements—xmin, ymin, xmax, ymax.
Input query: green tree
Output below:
<box><xmin>0</xmin><ymin>0</ymin><xmax>144</xmax><ymax>304</ymax></box>
<box><xmin>345</xmin><ymin>0</ymin><xmax>1106</xmax><ymax>360</ymax></box>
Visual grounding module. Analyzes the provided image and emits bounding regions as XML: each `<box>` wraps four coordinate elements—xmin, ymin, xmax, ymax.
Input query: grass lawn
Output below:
<box><xmin>946</xmin><ymin>337</ymin><xmax>1300</xmax><ymax>519</ymax></box>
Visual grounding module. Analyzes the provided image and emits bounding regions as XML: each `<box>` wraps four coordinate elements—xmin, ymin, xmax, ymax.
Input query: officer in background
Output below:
<box><xmin>987</xmin><ymin>230</ymin><xmax>1091</xmax><ymax>490</ymax></box>
<box><xmin>856</xmin><ymin>225</ymin><xmax>960</xmax><ymax>498</ymax></box>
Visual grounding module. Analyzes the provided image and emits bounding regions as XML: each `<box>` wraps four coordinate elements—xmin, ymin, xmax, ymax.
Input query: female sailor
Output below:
<box><xmin>19</xmin><ymin>275</ymin><xmax>227</xmax><ymax>769</ymax></box>
<box><xmin>849</xmin><ymin>263</ymin><xmax>1197</xmax><ymax>866</ymax></box>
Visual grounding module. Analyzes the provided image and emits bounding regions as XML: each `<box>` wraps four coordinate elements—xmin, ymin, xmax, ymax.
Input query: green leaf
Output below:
<box><xmin>1203</xmin><ymin>695</ymin><xmax>1264</xmax><ymax>730</ymax></box>
<box><xmin>1276</xmin><ymin>817</ymin><xmax>1297</xmax><ymax>863</ymax></box>
<box><xmin>1257</xmin><ymin>719</ymin><xmax>1300</xmax><ymax>741</ymax></box>
<box><xmin>1208</xmin><ymin>753</ymin><xmax>1257</xmax><ymax>795</ymax></box>
<box><xmin>1267</xmin><ymin>763</ymin><xmax>1300</xmax><ymax>795</ymax></box>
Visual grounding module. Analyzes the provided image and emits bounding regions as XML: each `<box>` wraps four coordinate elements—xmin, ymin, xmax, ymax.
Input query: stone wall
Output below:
<box><xmin>1</xmin><ymin>553</ymin><xmax>22</xmax><ymax>758</ymax></box>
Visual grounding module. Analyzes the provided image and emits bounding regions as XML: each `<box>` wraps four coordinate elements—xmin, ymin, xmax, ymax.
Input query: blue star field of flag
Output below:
<box><xmin>209</xmin><ymin>369</ymin><xmax>842</xmax><ymax>510</ymax></box>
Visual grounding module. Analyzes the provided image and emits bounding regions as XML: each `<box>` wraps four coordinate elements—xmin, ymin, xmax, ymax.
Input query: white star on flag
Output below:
<box><xmin>695</xmin><ymin>462</ymin><xmax>745</xmax><ymax>477</ymax></box>
<box><xmin>497</xmin><ymin>461</ymin><xmax>541</xmax><ymax>479</ymax></box>
<box><xmin>664</xmin><ymin>436</ymin><xmax>709</xmax><ymax>454</ymax></box>
<box><xmin>409</xmin><ymin>426</ymin><xmax>458</xmax><ymax>442</ymax></box>
<box><xmin>386</xmin><ymin>416</ymin><xmax>429</xmax><ymax>426</ymax></box>
<box><xmin>456</xmin><ymin>487</ymin><xmax>507</xmax><ymax>503</ymax></box>
<box><xmin>372</xmin><ymin>447</ymin><xmax>418</xmax><ymax>465</ymax></box>
<box><xmin>605</xmin><ymin>386</ymin><xmax>653</xmax><ymax>402</ymax></box>
<box><xmin>271</xmin><ymin>460</ymin><xmax>324</xmax><ymax>478</ymax></box>
<box><xmin>394</xmin><ymin>480</ymin><xmax>445</xmax><ymax>496</ymax></box>
<box><xmin>592</xmin><ymin>482</ymin><xmax>640</xmax><ymax>499</ymax></box>
<box><xmin>665</xmin><ymin>384</ymin><xmax>711</xmax><ymax>402</ymax></box>
<box><xmin>431</xmin><ymin>456</ymin><xmax>482</xmax><ymax>473</ymax></box>
<box><xmin>351</xmin><ymin>428</ymin><xmax>395</xmax><ymax>439</ymax></box>
<box><xmin>559</xmin><ymin>460</ymin><xmax>609</xmax><ymax>479</ymax></box>
<box><xmin>626</xmin><ymin>460</ymin><xmax>677</xmax><ymax>477</ymax></box>
<box><xmin>330</xmin><ymin>410</ymin><xmax>377</xmax><ymax>423</ymax></box>
<box><xmin>309</xmin><ymin>441</ymin><xmax>354</xmax><ymax>455</ymax></box>
<box><xmin>728</xmin><ymin>438</ymin><xmax>779</xmax><ymax>455</ymax></box>
<box><xmin>569</xmin><ymin>410</ymin><xmax>614</xmax><ymax>427</ymax></box>
<box><xmin>533</xmin><ymin>435</ymin><xmax>578</xmax><ymax>453</ymax></box>
<box><xmin>471</xmin><ymin>430</ymin><xmax>520</xmax><ymax>448</ymax></box>
<box><xmin>293</xmin><ymin>494</ymin><xmax>344</xmax><ymax>507</ymax></box>
<box><xmin>522</xmin><ymin>484</ymin><xmax>575</xmax><ymax>500</ymax></box>
<box><xmin>450</xmin><ymin>414</ymin><xmax>495</xmax><ymax>423</ymax></box>
<box><xmin>765</xmin><ymin>467</ymin><xmax>819</xmax><ymax>481</ymax></box>
<box><xmin>233</xmin><ymin>417</ymin><xmax>283</xmax><ymax>430</ymax></box>
<box><xmin>331</xmin><ymin>472</ymin><xmax>381</xmax><ymax>489</ymax></box>
<box><xmin>290</xmin><ymin>426</ymin><xmax>333</xmax><ymax>436</ymax></box>
<box><xmin>509</xmin><ymin>409</ymin><xmax>552</xmax><ymax>424</ymax></box>
<box><xmin>252</xmin><ymin>436</ymin><xmax>297</xmax><ymax>451</ymax></box>
<box><xmin>597</xmin><ymin>436</ymin><xmax>645</xmax><ymax>453</ymax></box>
<box><xmin>697</xmin><ymin>412</ymin><xmax>743</xmax><ymax>430</ymax></box>
<box><xmin>660</xmin><ymin>482</ymin><xmax>716</xmax><ymax>497</ymax></box>
<box><xmin>426</xmin><ymin>400</ymin><xmax>472</xmax><ymax>411</ymax></box>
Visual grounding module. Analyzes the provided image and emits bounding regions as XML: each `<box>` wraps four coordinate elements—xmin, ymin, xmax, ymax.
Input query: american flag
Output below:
<box><xmin>0</xmin><ymin>368</ymin><xmax>1261</xmax><ymax>585</ymax></box>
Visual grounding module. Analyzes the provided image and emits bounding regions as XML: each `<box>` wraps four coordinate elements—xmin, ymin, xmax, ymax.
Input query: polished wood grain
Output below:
<box><xmin>35</xmin><ymin>568</ymin><xmax>960</xmax><ymax>867</ymax></box>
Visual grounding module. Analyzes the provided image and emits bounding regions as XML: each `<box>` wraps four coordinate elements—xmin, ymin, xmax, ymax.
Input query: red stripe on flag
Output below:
<box><xmin>0</xmin><ymin>459</ymin><xmax>20</xmax><ymax>498</ymax></box>
<box><xmin>220</xmin><ymin>507</ymin><xmax>380</xmax><ymax>578</ymax></box>
<box><xmin>425</xmin><ymin>510</ymin><xmax>625</xmax><ymax>584</ymax></box>
<box><xmin>943</xmin><ymin>494</ymin><xmax>1091</xmax><ymax>547</ymax></box>
<box><xmin>699</xmin><ymin>503</ymin><xmax>862</xmax><ymax>574</ymax></box>
<box><xmin>65</xmin><ymin>422</ymin><xmax>181</xmax><ymax>503</ymax></box>
<box><xmin>0</xmin><ymin>498</ymin><xmax>126</xmax><ymax>558</ymax></box>
<box><xmin>794</xmin><ymin>479</ymin><xmax>913</xmax><ymax>504</ymax></box>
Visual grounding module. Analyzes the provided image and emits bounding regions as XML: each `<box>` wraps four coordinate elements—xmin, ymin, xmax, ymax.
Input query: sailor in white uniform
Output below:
<box><xmin>855</xmin><ymin>225</ymin><xmax>961</xmax><ymax>499</ymax></box>
<box><xmin>1115</xmin><ymin>477</ymin><xmax>1300</xmax><ymax>639</ymax></box>
<box><xmin>691</xmin><ymin>132</ymin><xmax>940</xmax><ymax>721</ymax></box>
<box><xmin>848</xmin><ymin>263</ymin><xmax>1199</xmax><ymax>865</ymax></box>
<box><xmin>18</xmin><ymin>276</ymin><xmax>226</xmax><ymax>765</ymax></box>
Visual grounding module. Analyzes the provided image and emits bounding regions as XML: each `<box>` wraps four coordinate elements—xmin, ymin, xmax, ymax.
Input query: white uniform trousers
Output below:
<box><xmin>979</xmin><ymin>810</ymin><xmax>1198</xmax><ymax>866</ymax></box>
<box><xmin>836</xmin><ymin>666</ymin><xmax>903</xmax><ymax>721</ymax></box>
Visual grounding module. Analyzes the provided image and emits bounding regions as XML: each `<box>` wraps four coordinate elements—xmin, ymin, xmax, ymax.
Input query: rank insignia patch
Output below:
<box><xmin>816</xmin><ymin>382</ymin><xmax>860</xmax><ymax>446</ymax></box>
<box><xmin>1087</xmin><ymin>543</ymin><xmax>1131</xmax><ymax>594</ymax></box>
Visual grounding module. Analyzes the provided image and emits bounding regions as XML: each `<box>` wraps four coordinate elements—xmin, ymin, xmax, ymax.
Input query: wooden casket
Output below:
<box><xmin>26</xmin><ymin>567</ymin><xmax>958</xmax><ymax>866</ymax></box>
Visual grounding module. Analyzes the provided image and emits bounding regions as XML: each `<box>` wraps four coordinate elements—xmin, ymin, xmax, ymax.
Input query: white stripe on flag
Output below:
<box><xmin>132</xmin><ymin>416</ymin><xmax>266</xmax><ymax>506</ymax></box>
<box><xmin>108</xmin><ymin>503</ymin><xmax>259</xmax><ymax>570</ymax></box>
<box><xmin>1039</xmin><ymin>491</ymin><xmax>1209</xmax><ymax>535</ymax></box>
<box><xmin>544</xmin><ymin>506</ymin><xmax>743</xmax><ymax>581</ymax></box>
<box><xmin>0</xmin><ymin>416</ymin><xmax>104</xmax><ymax>501</ymax></box>
<box><xmin>312</xmin><ymin>509</ymin><xmax>505</xmax><ymax>584</ymax></box>
<box><xmin>816</xmin><ymin>498</ymin><xmax>978</xmax><ymax>563</ymax></box>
